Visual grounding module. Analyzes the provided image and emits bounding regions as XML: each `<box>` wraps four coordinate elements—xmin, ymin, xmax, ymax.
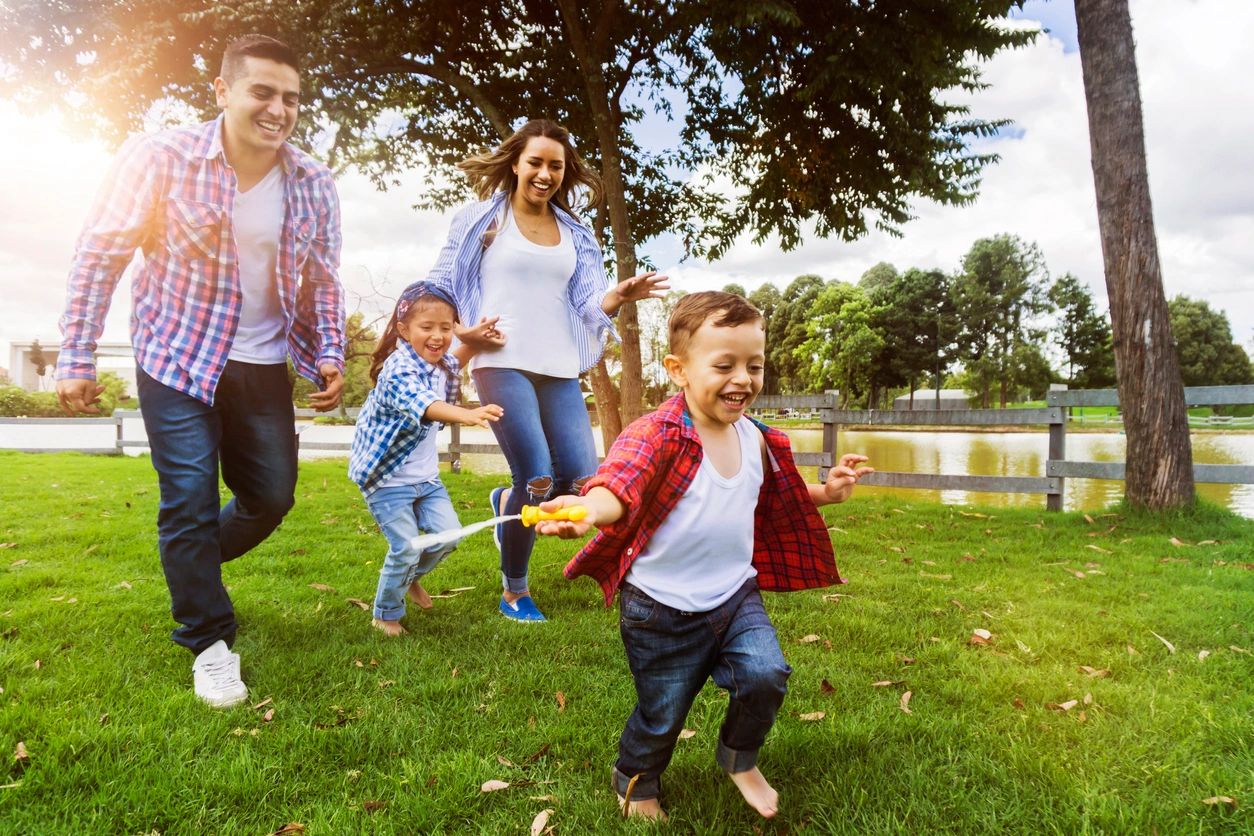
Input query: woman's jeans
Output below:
<box><xmin>364</xmin><ymin>480</ymin><xmax>461</xmax><ymax>621</ymax></box>
<box><xmin>611</xmin><ymin>579</ymin><xmax>791</xmax><ymax>801</ymax></box>
<box><xmin>472</xmin><ymin>368</ymin><xmax>598</xmax><ymax>593</ymax></box>
<box><xmin>136</xmin><ymin>362</ymin><xmax>297</xmax><ymax>655</ymax></box>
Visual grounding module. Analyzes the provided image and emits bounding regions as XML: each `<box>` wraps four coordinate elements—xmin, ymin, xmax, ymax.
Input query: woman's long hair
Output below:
<box><xmin>457</xmin><ymin>119</ymin><xmax>603</xmax><ymax>215</ymax></box>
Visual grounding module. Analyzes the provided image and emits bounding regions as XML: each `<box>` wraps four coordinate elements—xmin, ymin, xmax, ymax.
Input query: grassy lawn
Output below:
<box><xmin>2</xmin><ymin>451</ymin><xmax>1251</xmax><ymax>834</ymax></box>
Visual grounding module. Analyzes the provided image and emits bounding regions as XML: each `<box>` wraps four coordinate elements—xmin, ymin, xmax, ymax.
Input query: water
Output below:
<box><xmin>4</xmin><ymin>420</ymin><xmax>1251</xmax><ymax>518</ymax></box>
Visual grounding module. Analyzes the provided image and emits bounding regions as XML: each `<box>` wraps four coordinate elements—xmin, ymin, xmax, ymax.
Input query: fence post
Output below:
<box><xmin>1047</xmin><ymin>407</ymin><xmax>1065</xmax><ymax>512</ymax></box>
<box><xmin>115</xmin><ymin>412</ymin><xmax>124</xmax><ymax>455</ymax></box>
<box><xmin>819</xmin><ymin>392</ymin><xmax>839</xmax><ymax>482</ymax></box>
<box><xmin>449</xmin><ymin>423</ymin><xmax>462</xmax><ymax>474</ymax></box>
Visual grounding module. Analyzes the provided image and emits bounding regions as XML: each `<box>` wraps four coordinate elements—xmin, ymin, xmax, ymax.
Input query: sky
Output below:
<box><xmin>2</xmin><ymin>0</ymin><xmax>1252</xmax><ymax>377</ymax></box>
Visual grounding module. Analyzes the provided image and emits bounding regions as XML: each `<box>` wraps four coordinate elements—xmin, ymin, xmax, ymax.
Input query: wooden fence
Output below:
<box><xmin>5</xmin><ymin>384</ymin><xmax>1253</xmax><ymax>512</ymax></box>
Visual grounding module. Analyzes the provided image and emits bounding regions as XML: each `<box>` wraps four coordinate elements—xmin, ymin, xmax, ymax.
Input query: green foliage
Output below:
<box><xmin>1049</xmin><ymin>273</ymin><xmax>1115</xmax><ymax>388</ymax></box>
<box><xmin>342</xmin><ymin>311</ymin><xmax>381</xmax><ymax>408</ymax></box>
<box><xmin>767</xmin><ymin>274</ymin><xmax>826</xmax><ymax>393</ymax></box>
<box><xmin>867</xmin><ymin>267</ymin><xmax>953</xmax><ymax>408</ymax></box>
<box><xmin>0</xmin><ymin>371</ymin><xmax>128</xmax><ymax>417</ymax></box>
<box><xmin>1169</xmin><ymin>296</ymin><xmax>1254</xmax><ymax>387</ymax></box>
<box><xmin>795</xmin><ymin>281</ymin><xmax>883</xmax><ymax>405</ymax></box>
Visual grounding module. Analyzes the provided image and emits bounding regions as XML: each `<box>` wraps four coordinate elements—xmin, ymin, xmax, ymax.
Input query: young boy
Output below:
<box><xmin>536</xmin><ymin>291</ymin><xmax>872</xmax><ymax>820</ymax></box>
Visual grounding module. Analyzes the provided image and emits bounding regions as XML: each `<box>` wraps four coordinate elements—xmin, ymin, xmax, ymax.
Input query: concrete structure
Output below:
<box><xmin>893</xmin><ymin>388</ymin><xmax>971</xmax><ymax>410</ymax></box>
<box><xmin>6</xmin><ymin>339</ymin><xmax>137</xmax><ymax>397</ymax></box>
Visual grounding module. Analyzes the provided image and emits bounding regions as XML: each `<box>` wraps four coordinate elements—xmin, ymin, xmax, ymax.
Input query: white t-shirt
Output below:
<box><xmin>624</xmin><ymin>417</ymin><xmax>763</xmax><ymax>612</ymax></box>
<box><xmin>471</xmin><ymin>209</ymin><xmax>580</xmax><ymax>378</ymax></box>
<box><xmin>376</xmin><ymin>365</ymin><xmax>446</xmax><ymax>488</ymax></box>
<box><xmin>228</xmin><ymin>164</ymin><xmax>288</xmax><ymax>364</ymax></box>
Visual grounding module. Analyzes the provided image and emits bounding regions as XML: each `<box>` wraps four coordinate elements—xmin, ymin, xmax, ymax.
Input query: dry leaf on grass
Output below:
<box><xmin>263</xmin><ymin>708</ymin><xmax>275</xmax><ymax>722</ymax></box>
<box><xmin>959</xmin><ymin>511</ymin><xmax>989</xmax><ymax>519</ymax></box>
<box><xmin>919</xmin><ymin>571</ymin><xmax>952</xmax><ymax>580</ymax></box>
<box><xmin>309</xmin><ymin>583</ymin><xmax>335</xmax><ymax>592</ymax></box>
<box><xmin>871</xmin><ymin>680</ymin><xmax>902</xmax><ymax>687</ymax></box>
<box><xmin>1015</xmin><ymin>640</ymin><xmax>1033</xmax><ymax>655</ymax></box>
<box><xmin>252</xmin><ymin>697</ymin><xmax>273</xmax><ymax>710</ymax></box>
<box><xmin>900</xmin><ymin>656</ymin><xmax>916</xmax><ymax>665</ymax></box>
<box><xmin>799</xmin><ymin>711</ymin><xmax>826</xmax><ymax>721</ymax></box>
<box><xmin>1086</xmin><ymin>545</ymin><xmax>1111</xmax><ymax>554</ymax></box>
<box><xmin>1198</xmin><ymin>650</ymin><xmax>1211</xmax><ymax>662</ymax></box>
<box><xmin>822</xmin><ymin>593</ymin><xmax>853</xmax><ymax>603</ymax></box>
<box><xmin>555</xmin><ymin>692</ymin><xmax>566</xmax><ymax>712</ymax></box>
<box><xmin>0</xmin><ymin>543</ymin><xmax>17</xmax><ymax>549</ymax></box>
<box><xmin>1013</xmin><ymin>697</ymin><xmax>1025</xmax><ymax>710</ymax></box>
<box><xmin>950</xmin><ymin>599</ymin><xmax>967</xmax><ymax>611</ymax></box>
<box><xmin>530</xmin><ymin>809</ymin><xmax>553</xmax><ymax>836</ymax></box>
<box><xmin>820</xmin><ymin>678</ymin><xmax>836</xmax><ymax>694</ymax></box>
<box><xmin>1201</xmin><ymin>796</ymin><xmax>1238</xmax><ymax>809</ymax></box>
<box><xmin>1046</xmin><ymin>700</ymin><xmax>1079</xmax><ymax>712</ymax></box>
<box><xmin>969</xmin><ymin>628</ymin><xmax>993</xmax><ymax>646</ymax></box>
<box><xmin>1083</xmin><ymin>514</ymin><xmax>1096</xmax><ymax>525</ymax></box>
<box><xmin>899</xmin><ymin>691</ymin><xmax>913</xmax><ymax>714</ymax></box>
<box><xmin>1150</xmin><ymin>630</ymin><xmax>1177</xmax><ymax>654</ymax></box>
<box><xmin>346</xmin><ymin>598</ymin><xmax>371</xmax><ymax>611</ymax></box>
<box><xmin>1169</xmin><ymin>537</ymin><xmax>1189</xmax><ymax>547</ymax></box>
<box><xmin>1083</xmin><ymin>693</ymin><xmax>1093</xmax><ymax>705</ymax></box>
<box><xmin>798</xmin><ymin>634</ymin><xmax>821</xmax><ymax>644</ymax></box>
<box><xmin>14</xmin><ymin>741</ymin><xmax>29</xmax><ymax>767</ymax></box>
<box><xmin>1230</xmin><ymin>646</ymin><xmax>1250</xmax><ymax>655</ymax></box>
<box><xmin>273</xmin><ymin>824</ymin><xmax>306</xmax><ymax>835</ymax></box>
<box><xmin>1077</xmin><ymin>666</ymin><xmax>1111</xmax><ymax>678</ymax></box>
<box><xmin>678</xmin><ymin>729</ymin><xmax>697</xmax><ymax>739</ymax></box>
<box><xmin>10</xmin><ymin>559</ymin><xmax>28</xmax><ymax>568</ymax></box>
<box><xmin>363</xmin><ymin>800</ymin><xmax>386</xmax><ymax>813</ymax></box>
<box><xmin>481</xmin><ymin>779</ymin><xmax>511</xmax><ymax>793</ymax></box>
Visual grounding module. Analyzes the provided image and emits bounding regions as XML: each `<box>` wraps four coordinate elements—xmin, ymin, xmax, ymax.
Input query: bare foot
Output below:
<box><xmin>371</xmin><ymin>618</ymin><xmax>408</xmax><ymax>637</ymax></box>
<box><xmin>728</xmin><ymin>767</ymin><xmax>779</xmax><ymax>818</ymax></box>
<box><xmin>407</xmin><ymin>580</ymin><xmax>433</xmax><ymax>609</ymax></box>
<box><xmin>617</xmin><ymin>794</ymin><xmax>668</xmax><ymax>821</ymax></box>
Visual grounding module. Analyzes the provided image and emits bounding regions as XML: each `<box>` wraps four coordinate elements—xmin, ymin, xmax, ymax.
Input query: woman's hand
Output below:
<box><xmin>455</xmin><ymin>315</ymin><xmax>507</xmax><ymax>349</ymax></box>
<box><xmin>602</xmin><ymin>271</ymin><xmax>671</xmax><ymax>315</ymax></box>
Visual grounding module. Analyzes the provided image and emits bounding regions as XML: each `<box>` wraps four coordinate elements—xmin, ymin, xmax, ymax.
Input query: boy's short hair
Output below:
<box><xmin>668</xmin><ymin>291</ymin><xmax>764</xmax><ymax>357</ymax></box>
<box><xmin>220</xmin><ymin>35</ymin><xmax>300</xmax><ymax>83</ymax></box>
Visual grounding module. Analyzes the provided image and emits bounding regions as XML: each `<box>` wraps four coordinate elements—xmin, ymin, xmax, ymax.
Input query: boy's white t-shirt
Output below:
<box><xmin>376</xmin><ymin>365</ymin><xmax>447</xmax><ymax>488</ymax></box>
<box><xmin>471</xmin><ymin>209</ymin><xmax>580</xmax><ymax>378</ymax></box>
<box><xmin>624</xmin><ymin>417</ymin><xmax>763</xmax><ymax>612</ymax></box>
<box><xmin>228</xmin><ymin>164</ymin><xmax>289</xmax><ymax>364</ymax></box>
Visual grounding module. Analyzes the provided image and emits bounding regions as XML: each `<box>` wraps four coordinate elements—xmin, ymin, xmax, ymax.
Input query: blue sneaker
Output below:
<box><xmin>499</xmin><ymin>595</ymin><xmax>546</xmax><ymax>622</ymax></box>
<box><xmin>488</xmin><ymin>487</ymin><xmax>506</xmax><ymax>551</ymax></box>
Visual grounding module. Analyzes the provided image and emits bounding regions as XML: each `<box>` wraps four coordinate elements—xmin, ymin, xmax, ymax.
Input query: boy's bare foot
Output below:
<box><xmin>371</xmin><ymin>618</ymin><xmax>408</xmax><ymax>637</ymax></box>
<box><xmin>617</xmin><ymin>794</ymin><xmax>668</xmax><ymax>821</ymax></box>
<box><xmin>407</xmin><ymin>580</ymin><xmax>433</xmax><ymax>609</ymax></box>
<box><xmin>728</xmin><ymin>767</ymin><xmax>779</xmax><ymax>818</ymax></box>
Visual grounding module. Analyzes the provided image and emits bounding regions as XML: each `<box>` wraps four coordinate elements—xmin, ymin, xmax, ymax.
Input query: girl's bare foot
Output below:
<box><xmin>371</xmin><ymin>618</ymin><xmax>408</xmax><ymax>637</ymax></box>
<box><xmin>617</xmin><ymin>794</ymin><xmax>667</xmax><ymax>821</ymax></box>
<box><xmin>407</xmin><ymin>580</ymin><xmax>433</xmax><ymax>609</ymax></box>
<box><xmin>728</xmin><ymin>767</ymin><xmax>779</xmax><ymax>818</ymax></box>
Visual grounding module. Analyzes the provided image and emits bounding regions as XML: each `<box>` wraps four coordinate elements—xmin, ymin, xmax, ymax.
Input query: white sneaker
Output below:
<box><xmin>192</xmin><ymin>640</ymin><xmax>248</xmax><ymax>708</ymax></box>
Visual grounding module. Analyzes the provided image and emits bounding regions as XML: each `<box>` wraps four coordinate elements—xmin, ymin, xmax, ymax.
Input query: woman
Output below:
<box><xmin>429</xmin><ymin>118</ymin><xmax>667</xmax><ymax>622</ymax></box>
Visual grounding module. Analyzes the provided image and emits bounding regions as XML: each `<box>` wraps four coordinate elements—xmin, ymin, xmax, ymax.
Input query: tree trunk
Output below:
<box><xmin>587</xmin><ymin>359</ymin><xmax>622</xmax><ymax>449</ymax></box>
<box><xmin>1075</xmin><ymin>0</ymin><xmax>1194</xmax><ymax>508</ymax></box>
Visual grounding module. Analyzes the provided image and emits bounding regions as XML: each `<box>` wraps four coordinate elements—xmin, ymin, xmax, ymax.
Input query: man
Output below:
<box><xmin>56</xmin><ymin>35</ymin><xmax>345</xmax><ymax>707</ymax></box>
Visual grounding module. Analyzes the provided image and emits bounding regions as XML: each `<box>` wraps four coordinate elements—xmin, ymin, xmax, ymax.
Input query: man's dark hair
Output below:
<box><xmin>220</xmin><ymin>35</ymin><xmax>300</xmax><ymax>83</ymax></box>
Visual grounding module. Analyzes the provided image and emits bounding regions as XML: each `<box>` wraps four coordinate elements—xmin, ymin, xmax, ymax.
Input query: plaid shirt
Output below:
<box><xmin>349</xmin><ymin>343</ymin><xmax>461</xmax><ymax>496</ymax></box>
<box><xmin>565</xmin><ymin>393</ymin><xmax>843</xmax><ymax>605</ymax></box>
<box><xmin>426</xmin><ymin>192</ymin><xmax>618</xmax><ymax>375</ymax></box>
<box><xmin>57</xmin><ymin>116</ymin><xmax>345</xmax><ymax>405</ymax></box>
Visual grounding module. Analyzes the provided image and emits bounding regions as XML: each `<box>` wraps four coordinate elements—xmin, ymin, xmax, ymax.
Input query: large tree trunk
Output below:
<box><xmin>1075</xmin><ymin>0</ymin><xmax>1194</xmax><ymax>508</ymax></box>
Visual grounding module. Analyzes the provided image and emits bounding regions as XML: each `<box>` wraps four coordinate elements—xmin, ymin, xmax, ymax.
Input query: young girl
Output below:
<box><xmin>349</xmin><ymin>281</ymin><xmax>505</xmax><ymax>636</ymax></box>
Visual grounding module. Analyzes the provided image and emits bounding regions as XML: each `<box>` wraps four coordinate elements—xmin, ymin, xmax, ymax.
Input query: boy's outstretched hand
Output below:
<box><xmin>534</xmin><ymin>495</ymin><xmax>596</xmax><ymax>538</ymax></box>
<box><xmin>823</xmin><ymin>453</ymin><xmax>874</xmax><ymax>504</ymax></box>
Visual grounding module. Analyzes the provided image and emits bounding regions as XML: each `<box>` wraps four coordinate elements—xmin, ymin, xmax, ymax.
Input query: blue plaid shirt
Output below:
<box><xmin>349</xmin><ymin>342</ymin><xmax>460</xmax><ymax>495</ymax></box>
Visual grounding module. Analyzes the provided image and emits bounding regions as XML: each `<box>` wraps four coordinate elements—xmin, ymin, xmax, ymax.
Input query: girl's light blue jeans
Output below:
<box><xmin>365</xmin><ymin>480</ymin><xmax>461</xmax><ymax>621</ymax></box>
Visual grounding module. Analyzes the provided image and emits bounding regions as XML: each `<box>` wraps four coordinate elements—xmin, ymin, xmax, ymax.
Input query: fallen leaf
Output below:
<box><xmin>820</xmin><ymin>678</ymin><xmax>836</xmax><ymax>694</ymax></box>
<box><xmin>1230</xmin><ymin>646</ymin><xmax>1250</xmax><ymax>655</ymax></box>
<box><xmin>116</xmin><ymin>581</ymin><xmax>132</xmax><ymax>590</ymax></box>
<box><xmin>1127</xmin><ymin>645</ymin><xmax>1138</xmax><ymax>656</ymax></box>
<box><xmin>1201</xmin><ymin>796</ymin><xmax>1237</xmax><ymax>809</ymax></box>
<box><xmin>1197</xmin><ymin>540</ymin><xmax>1218</xmax><ymax>546</ymax></box>
<box><xmin>1077</xmin><ymin>666</ymin><xmax>1111</xmax><ymax>678</ymax></box>
<box><xmin>1012</xmin><ymin>697</ymin><xmax>1025</xmax><ymax>710</ymax></box>
<box><xmin>83</xmin><ymin>544</ymin><xmax>97</xmax><ymax>555</ymax></box>
<box><xmin>1047</xmin><ymin>700</ymin><xmax>1079</xmax><ymax>712</ymax></box>
<box><xmin>799</xmin><ymin>711</ymin><xmax>826</xmax><ymax>721</ymax></box>
<box><xmin>452</xmin><ymin>667</ymin><xmax>460</xmax><ymax>677</ymax></box>
<box><xmin>530</xmin><ymin>809</ymin><xmax>553</xmax><ymax>836</ymax></box>
<box><xmin>1086</xmin><ymin>545</ymin><xmax>1111</xmax><ymax>554</ymax></box>
<box><xmin>822</xmin><ymin>593</ymin><xmax>852</xmax><ymax>602</ymax></box>
<box><xmin>969</xmin><ymin>629</ymin><xmax>993</xmax><ymax>646</ymax></box>
<box><xmin>1083</xmin><ymin>514</ymin><xmax>1096</xmax><ymax>525</ymax></box>
<box><xmin>1083</xmin><ymin>692</ymin><xmax>1093</xmax><ymax>705</ymax></box>
<box><xmin>263</xmin><ymin>708</ymin><xmax>275</xmax><ymax>722</ymax></box>
<box><xmin>959</xmin><ymin>511</ymin><xmax>989</xmax><ymax>519</ymax></box>
<box><xmin>0</xmin><ymin>543</ymin><xmax>17</xmax><ymax>550</ymax></box>
<box><xmin>899</xmin><ymin>691</ymin><xmax>913</xmax><ymax>714</ymax></box>
<box><xmin>870</xmin><ymin>680</ymin><xmax>901</xmax><ymax>687</ymax></box>
<box><xmin>346</xmin><ymin>598</ymin><xmax>370</xmax><ymax>611</ymax></box>
<box><xmin>309</xmin><ymin>583</ymin><xmax>335</xmax><ymax>592</ymax></box>
<box><xmin>1015</xmin><ymin>639</ymin><xmax>1033</xmax><ymax>655</ymax></box>
<box><xmin>33</xmin><ymin>660</ymin><xmax>41</xmax><ymax>670</ymax></box>
<box><xmin>530</xmin><ymin>795</ymin><xmax>558</xmax><ymax>803</ymax></box>
<box><xmin>961</xmin><ymin>554</ymin><xmax>977</xmax><ymax>562</ymax></box>
<box><xmin>899</xmin><ymin>656</ymin><xmax>916</xmax><ymax>665</ymax></box>
<box><xmin>1078</xmin><ymin>710</ymin><xmax>1087</xmax><ymax>723</ymax></box>
<box><xmin>1149</xmin><ymin>630</ymin><xmax>1177</xmax><ymax>654</ymax></box>
<box><xmin>798</xmin><ymin>634</ymin><xmax>821</xmax><ymax>644</ymax></box>
<box><xmin>522</xmin><ymin>743</ymin><xmax>551</xmax><ymax>764</ymax></box>
<box><xmin>14</xmin><ymin>741</ymin><xmax>29</xmax><ymax>766</ymax></box>
<box><xmin>950</xmin><ymin>599</ymin><xmax>967</xmax><ymax>611</ymax></box>
<box><xmin>555</xmin><ymin>692</ymin><xmax>566</xmax><ymax>712</ymax></box>
<box><xmin>379</xmin><ymin>679</ymin><xmax>395</xmax><ymax>689</ymax></box>
<box><xmin>273</xmin><ymin>824</ymin><xmax>306</xmax><ymax>835</ymax></box>
<box><xmin>1198</xmin><ymin>650</ymin><xmax>1211</xmax><ymax>662</ymax></box>
<box><xmin>252</xmin><ymin>698</ymin><xmax>273</xmax><ymax>710</ymax></box>
<box><xmin>363</xmin><ymin>800</ymin><xmax>386</xmax><ymax>813</ymax></box>
<box><xmin>1169</xmin><ymin>537</ymin><xmax>1188</xmax><ymax>547</ymax></box>
<box><xmin>678</xmin><ymin>728</ymin><xmax>697</xmax><ymax>739</ymax></box>
<box><xmin>9</xmin><ymin>560</ymin><xmax>27</xmax><ymax>568</ymax></box>
<box><xmin>919</xmin><ymin>572</ymin><xmax>952</xmax><ymax>581</ymax></box>
<box><xmin>99</xmin><ymin>714</ymin><xmax>108</xmax><ymax>725</ymax></box>
<box><xmin>481</xmin><ymin>779</ymin><xmax>511</xmax><ymax>793</ymax></box>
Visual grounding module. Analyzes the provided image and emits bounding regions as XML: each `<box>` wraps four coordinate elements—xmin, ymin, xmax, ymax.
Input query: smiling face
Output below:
<box><xmin>398</xmin><ymin>298</ymin><xmax>458</xmax><ymax>365</ymax></box>
<box><xmin>665</xmin><ymin>312</ymin><xmax>766</xmax><ymax>429</ymax></box>
<box><xmin>511</xmin><ymin>136</ymin><xmax>566</xmax><ymax>211</ymax></box>
<box><xmin>214</xmin><ymin>56</ymin><xmax>300</xmax><ymax>166</ymax></box>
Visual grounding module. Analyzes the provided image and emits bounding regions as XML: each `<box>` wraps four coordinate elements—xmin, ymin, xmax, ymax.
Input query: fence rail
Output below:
<box><xmin>5</xmin><ymin>384</ymin><xmax>1253</xmax><ymax>510</ymax></box>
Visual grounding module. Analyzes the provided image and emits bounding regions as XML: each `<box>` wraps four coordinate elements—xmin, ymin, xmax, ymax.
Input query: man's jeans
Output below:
<box><xmin>471</xmin><ymin>368</ymin><xmax>598</xmax><ymax>593</ymax></box>
<box><xmin>364</xmin><ymin>480</ymin><xmax>460</xmax><ymax>621</ymax></box>
<box><xmin>612</xmin><ymin>578</ymin><xmax>792</xmax><ymax>801</ymax></box>
<box><xmin>137</xmin><ymin>362</ymin><xmax>297</xmax><ymax>654</ymax></box>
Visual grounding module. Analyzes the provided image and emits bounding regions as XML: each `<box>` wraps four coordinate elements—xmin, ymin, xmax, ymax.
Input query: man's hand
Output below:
<box><xmin>56</xmin><ymin>378</ymin><xmax>106</xmax><ymax>416</ymax></box>
<box><xmin>308</xmin><ymin>363</ymin><xmax>344</xmax><ymax>412</ymax></box>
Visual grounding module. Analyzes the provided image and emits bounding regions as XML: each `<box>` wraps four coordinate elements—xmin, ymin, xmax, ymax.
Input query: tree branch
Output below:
<box><xmin>340</xmin><ymin>58</ymin><xmax>511</xmax><ymax>140</ymax></box>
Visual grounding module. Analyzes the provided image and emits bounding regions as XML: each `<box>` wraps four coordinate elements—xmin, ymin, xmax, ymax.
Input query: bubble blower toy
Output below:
<box><xmin>410</xmin><ymin>504</ymin><xmax>588</xmax><ymax>552</ymax></box>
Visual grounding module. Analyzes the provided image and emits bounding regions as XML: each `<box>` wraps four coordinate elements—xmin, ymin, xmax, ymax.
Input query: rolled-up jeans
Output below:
<box><xmin>471</xmin><ymin>367</ymin><xmax>598</xmax><ymax>594</ymax></box>
<box><xmin>136</xmin><ymin>361</ymin><xmax>297</xmax><ymax>654</ymax></box>
<box><xmin>364</xmin><ymin>480</ymin><xmax>461</xmax><ymax>621</ymax></box>
<box><xmin>612</xmin><ymin>578</ymin><xmax>792</xmax><ymax>801</ymax></box>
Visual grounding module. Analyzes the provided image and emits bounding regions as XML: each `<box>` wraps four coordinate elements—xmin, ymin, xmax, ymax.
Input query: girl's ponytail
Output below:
<box><xmin>369</xmin><ymin>311</ymin><xmax>401</xmax><ymax>384</ymax></box>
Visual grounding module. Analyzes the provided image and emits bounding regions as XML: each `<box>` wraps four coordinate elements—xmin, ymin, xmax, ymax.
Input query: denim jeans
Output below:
<box><xmin>365</xmin><ymin>480</ymin><xmax>461</xmax><ymax>621</ymax></box>
<box><xmin>611</xmin><ymin>578</ymin><xmax>792</xmax><ymax>801</ymax></box>
<box><xmin>471</xmin><ymin>367</ymin><xmax>598</xmax><ymax>593</ymax></box>
<box><xmin>136</xmin><ymin>362</ymin><xmax>297</xmax><ymax>654</ymax></box>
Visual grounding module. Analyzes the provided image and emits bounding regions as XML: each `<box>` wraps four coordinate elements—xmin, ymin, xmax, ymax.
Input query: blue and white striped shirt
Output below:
<box><xmin>426</xmin><ymin>192</ymin><xmax>619</xmax><ymax>374</ymax></box>
<box><xmin>349</xmin><ymin>343</ymin><xmax>460</xmax><ymax>496</ymax></box>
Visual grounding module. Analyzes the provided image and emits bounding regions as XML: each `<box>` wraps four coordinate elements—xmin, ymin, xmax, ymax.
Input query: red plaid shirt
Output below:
<box><xmin>565</xmin><ymin>393</ymin><xmax>843</xmax><ymax>605</ymax></box>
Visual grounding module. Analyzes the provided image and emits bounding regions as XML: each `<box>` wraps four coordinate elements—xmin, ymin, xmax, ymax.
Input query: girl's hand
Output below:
<box><xmin>824</xmin><ymin>453</ymin><xmax>874</xmax><ymax>503</ymax></box>
<box><xmin>463</xmin><ymin>403</ymin><xmax>504</xmax><ymax>428</ymax></box>
<box><xmin>533</xmin><ymin>495</ymin><xmax>595</xmax><ymax>539</ymax></box>
<box><xmin>602</xmin><ymin>271</ymin><xmax>671</xmax><ymax>314</ymax></box>
<box><xmin>456</xmin><ymin>316</ymin><xmax>506</xmax><ymax>349</ymax></box>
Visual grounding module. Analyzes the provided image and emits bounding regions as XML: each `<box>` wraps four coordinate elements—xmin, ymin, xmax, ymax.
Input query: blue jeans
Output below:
<box><xmin>612</xmin><ymin>578</ymin><xmax>792</xmax><ymax>801</ymax></box>
<box><xmin>136</xmin><ymin>362</ymin><xmax>297</xmax><ymax>654</ymax></box>
<box><xmin>471</xmin><ymin>368</ymin><xmax>598</xmax><ymax>594</ymax></box>
<box><xmin>365</xmin><ymin>480</ymin><xmax>461</xmax><ymax>621</ymax></box>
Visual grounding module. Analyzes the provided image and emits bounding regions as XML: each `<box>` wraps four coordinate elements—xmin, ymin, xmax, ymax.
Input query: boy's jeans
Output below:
<box><xmin>365</xmin><ymin>480</ymin><xmax>460</xmax><ymax>621</ymax></box>
<box><xmin>612</xmin><ymin>578</ymin><xmax>792</xmax><ymax>801</ymax></box>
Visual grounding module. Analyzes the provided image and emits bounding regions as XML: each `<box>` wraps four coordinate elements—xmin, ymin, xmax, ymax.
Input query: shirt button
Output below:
<box><xmin>626</xmin><ymin>548</ymin><xmax>633</xmax><ymax>555</ymax></box>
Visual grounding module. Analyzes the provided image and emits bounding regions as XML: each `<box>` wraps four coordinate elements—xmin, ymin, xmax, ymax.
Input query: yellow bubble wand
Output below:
<box><xmin>410</xmin><ymin>504</ymin><xmax>587</xmax><ymax>551</ymax></box>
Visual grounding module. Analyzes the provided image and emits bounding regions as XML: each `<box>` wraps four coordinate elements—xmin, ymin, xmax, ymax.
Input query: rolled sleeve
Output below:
<box><xmin>308</xmin><ymin>174</ymin><xmax>346</xmax><ymax>371</ymax></box>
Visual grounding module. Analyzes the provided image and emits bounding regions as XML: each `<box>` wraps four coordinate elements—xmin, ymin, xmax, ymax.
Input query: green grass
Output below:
<box><xmin>2</xmin><ymin>452</ymin><xmax>1252</xmax><ymax>834</ymax></box>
